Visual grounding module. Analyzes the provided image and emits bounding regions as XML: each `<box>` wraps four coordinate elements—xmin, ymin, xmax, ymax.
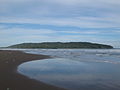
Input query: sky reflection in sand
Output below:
<box><xmin>18</xmin><ymin>58</ymin><xmax>120</xmax><ymax>90</ymax></box>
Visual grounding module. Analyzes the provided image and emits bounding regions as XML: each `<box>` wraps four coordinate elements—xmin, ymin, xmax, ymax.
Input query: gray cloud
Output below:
<box><xmin>0</xmin><ymin>0</ymin><xmax>120</xmax><ymax>28</ymax></box>
<box><xmin>0</xmin><ymin>0</ymin><xmax>120</xmax><ymax>47</ymax></box>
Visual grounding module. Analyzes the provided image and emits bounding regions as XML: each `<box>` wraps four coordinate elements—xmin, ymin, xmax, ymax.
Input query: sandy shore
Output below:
<box><xmin>0</xmin><ymin>50</ymin><xmax>65</xmax><ymax>90</ymax></box>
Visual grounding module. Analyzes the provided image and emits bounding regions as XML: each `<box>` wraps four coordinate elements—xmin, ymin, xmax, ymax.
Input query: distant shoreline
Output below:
<box><xmin>0</xmin><ymin>50</ymin><xmax>64</xmax><ymax>90</ymax></box>
<box><xmin>7</xmin><ymin>42</ymin><xmax>113</xmax><ymax>49</ymax></box>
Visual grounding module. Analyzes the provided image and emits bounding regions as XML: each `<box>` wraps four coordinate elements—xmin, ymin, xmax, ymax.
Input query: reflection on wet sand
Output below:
<box><xmin>18</xmin><ymin>58</ymin><xmax>120</xmax><ymax>90</ymax></box>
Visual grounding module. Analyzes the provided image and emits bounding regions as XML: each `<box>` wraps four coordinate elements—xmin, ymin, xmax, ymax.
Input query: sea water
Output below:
<box><xmin>16</xmin><ymin>49</ymin><xmax>120</xmax><ymax>90</ymax></box>
<box><xmin>24</xmin><ymin>49</ymin><xmax>120</xmax><ymax>64</ymax></box>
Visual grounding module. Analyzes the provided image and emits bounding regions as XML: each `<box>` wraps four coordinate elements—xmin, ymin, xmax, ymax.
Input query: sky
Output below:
<box><xmin>0</xmin><ymin>0</ymin><xmax>120</xmax><ymax>48</ymax></box>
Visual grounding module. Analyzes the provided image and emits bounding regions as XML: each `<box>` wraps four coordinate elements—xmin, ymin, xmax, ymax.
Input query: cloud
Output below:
<box><xmin>0</xmin><ymin>16</ymin><xmax>120</xmax><ymax>28</ymax></box>
<box><xmin>0</xmin><ymin>28</ymin><xmax>57</xmax><ymax>36</ymax></box>
<box><xmin>0</xmin><ymin>0</ymin><xmax>120</xmax><ymax>47</ymax></box>
<box><xmin>0</xmin><ymin>25</ymin><xmax>7</xmax><ymax>29</ymax></box>
<box><xmin>0</xmin><ymin>0</ymin><xmax>120</xmax><ymax>28</ymax></box>
<box><xmin>58</xmin><ymin>30</ymin><xmax>101</xmax><ymax>35</ymax></box>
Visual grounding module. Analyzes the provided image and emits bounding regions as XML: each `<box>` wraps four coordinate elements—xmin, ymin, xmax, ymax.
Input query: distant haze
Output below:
<box><xmin>0</xmin><ymin>0</ymin><xmax>120</xmax><ymax>48</ymax></box>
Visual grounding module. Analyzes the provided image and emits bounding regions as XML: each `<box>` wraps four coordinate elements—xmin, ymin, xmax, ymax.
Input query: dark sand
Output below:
<box><xmin>0</xmin><ymin>50</ymin><xmax>65</xmax><ymax>90</ymax></box>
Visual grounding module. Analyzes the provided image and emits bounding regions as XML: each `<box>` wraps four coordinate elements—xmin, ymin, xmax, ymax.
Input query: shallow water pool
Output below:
<box><xmin>18</xmin><ymin>58</ymin><xmax>120</xmax><ymax>90</ymax></box>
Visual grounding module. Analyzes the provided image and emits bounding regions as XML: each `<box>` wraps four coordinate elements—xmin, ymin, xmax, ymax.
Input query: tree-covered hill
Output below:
<box><xmin>8</xmin><ymin>42</ymin><xmax>113</xmax><ymax>49</ymax></box>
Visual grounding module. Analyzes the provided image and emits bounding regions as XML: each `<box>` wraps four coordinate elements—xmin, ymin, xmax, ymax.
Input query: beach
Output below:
<box><xmin>0</xmin><ymin>50</ymin><xmax>64</xmax><ymax>90</ymax></box>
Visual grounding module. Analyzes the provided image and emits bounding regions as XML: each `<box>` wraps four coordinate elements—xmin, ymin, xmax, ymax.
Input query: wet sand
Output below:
<box><xmin>0</xmin><ymin>50</ymin><xmax>64</xmax><ymax>90</ymax></box>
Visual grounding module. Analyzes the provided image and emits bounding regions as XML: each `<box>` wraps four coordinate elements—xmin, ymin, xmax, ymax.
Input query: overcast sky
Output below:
<box><xmin>0</xmin><ymin>0</ymin><xmax>120</xmax><ymax>48</ymax></box>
